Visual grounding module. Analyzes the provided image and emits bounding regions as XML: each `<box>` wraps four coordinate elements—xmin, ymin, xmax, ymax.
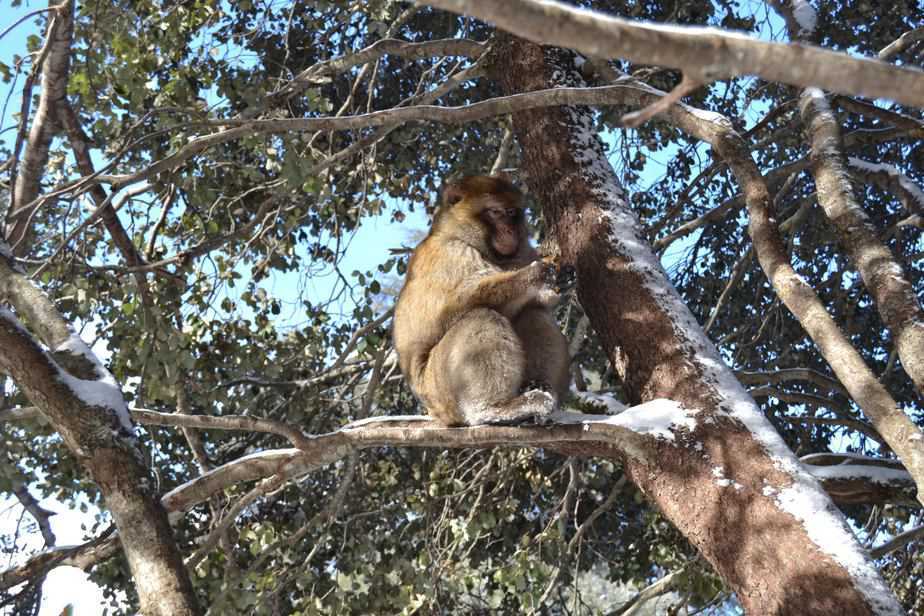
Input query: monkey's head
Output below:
<box><xmin>435</xmin><ymin>175</ymin><xmax>528</xmax><ymax>260</ymax></box>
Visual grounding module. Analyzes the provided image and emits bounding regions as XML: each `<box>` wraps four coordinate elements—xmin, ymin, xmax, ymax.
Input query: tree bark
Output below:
<box><xmin>490</xmin><ymin>36</ymin><xmax>902</xmax><ymax>615</ymax></box>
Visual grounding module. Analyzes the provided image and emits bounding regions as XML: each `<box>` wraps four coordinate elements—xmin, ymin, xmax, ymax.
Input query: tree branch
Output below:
<box><xmin>420</xmin><ymin>0</ymin><xmax>924</xmax><ymax>108</ymax></box>
<box><xmin>275</xmin><ymin>38</ymin><xmax>486</xmax><ymax>97</ymax></box>
<box><xmin>736</xmin><ymin>368</ymin><xmax>848</xmax><ymax>397</ymax></box>
<box><xmin>799</xmin><ymin>89</ymin><xmax>924</xmax><ymax>398</ymax></box>
<box><xmin>99</xmin><ymin>84</ymin><xmax>661</xmax><ymax>190</ymax></box>
<box><xmin>871</xmin><ymin>525</ymin><xmax>924</xmax><ymax>559</ymax></box>
<box><xmin>161</xmin><ymin>405</ymin><xmax>680</xmax><ymax>515</ymax></box>
<box><xmin>132</xmin><ymin>408</ymin><xmax>312</xmax><ymax>449</ymax></box>
<box><xmin>5</xmin><ymin>0</ymin><xmax>73</xmax><ymax>255</ymax></box>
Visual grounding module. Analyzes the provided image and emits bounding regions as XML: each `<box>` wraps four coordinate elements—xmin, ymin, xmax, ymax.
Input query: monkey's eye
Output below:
<box><xmin>506</xmin><ymin>208</ymin><xmax>518</xmax><ymax>217</ymax></box>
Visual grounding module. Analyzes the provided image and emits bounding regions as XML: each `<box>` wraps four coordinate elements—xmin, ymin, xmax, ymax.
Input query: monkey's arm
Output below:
<box><xmin>450</xmin><ymin>258</ymin><xmax>561</xmax><ymax>319</ymax></box>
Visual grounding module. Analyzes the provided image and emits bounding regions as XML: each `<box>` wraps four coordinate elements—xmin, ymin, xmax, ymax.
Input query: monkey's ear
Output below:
<box><xmin>442</xmin><ymin>183</ymin><xmax>465</xmax><ymax>206</ymax></box>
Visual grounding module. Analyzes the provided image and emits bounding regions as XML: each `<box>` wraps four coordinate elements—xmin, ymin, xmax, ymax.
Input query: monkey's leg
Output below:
<box><xmin>512</xmin><ymin>305</ymin><xmax>571</xmax><ymax>403</ymax></box>
<box><xmin>423</xmin><ymin>308</ymin><xmax>555</xmax><ymax>426</ymax></box>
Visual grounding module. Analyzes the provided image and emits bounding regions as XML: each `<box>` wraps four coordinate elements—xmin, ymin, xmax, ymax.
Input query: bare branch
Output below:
<box><xmin>185</xmin><ymin>475</ymin><xmax>285</xmax><ymax>568</ymax></box>
<box><xmin>5</xmin><ymin>0</ymin><xmax>73</xmax><ymax>255</ymax></box>
<box><xmin>605</xmin><ymin>73</ymin><xmax>924</xmax><ymax>505</ymax></box>
<box><xmin>612</xmin><ymin>564</ymin><xmax>688</xmax><ymax>616</ymax></box>
<box><xmin>736</xmin><ymin>368</ymin><xmax>848</xmax><ymax>397</ymax></box>
<box><xmin>801</xmin><ymin>453</ymin><xmax>904</xmax><ymax>469</ymax></box>
<box><xmin>277</xmin><ymin>38</ymin><xmax>486</xmax><ymax>97</ymax></box>
<box><xmin>777</xmin><ymin>414</ymin><xmax>883</xmax><ymax>445</ymax></box>
<box><xmin>100</xmin><ymin>84</ymin><xmax>657</xmax><ymax>190</ymax></box>
<box><xmin>800</xmin><ymin>90</ymin><xmax>924</xmax><ymax>400</ymax></box>
<box><xmin>871</xmin><ymin>525</ymin><xmax>924</xmax><ymax>559</ymax></box>
<box><xmin>848</xmin><ymin>157</ymin><xmax>924</xmax><ymax>217</ymax></box>
<box><xmin>620</xmin><ymin>73</ymin><xmax>702</xmax><ymax>128</ymax></box>
<box><xmin>878</xmin><ymin>26</ymin><xmax>924</xmax><ymax>61</ymax></box>
<box><xmin>835</xmin><ymin>96</ymin><xmax>924</xmax><ymax>133</ymax></box>
<box><xmin>0</xmin><ymin>527</ymin><xmax>117</xmax><ymax>591</ymax></box>
<box><xmin>803</xmin><ymin>463</ymin><xmax>917</xmax><ymax>508</ymax></box>
<box><xmin>0</xmin><ymin>461</ymin><xmax>56</xmax><ymax>546</ymax></box>
<box><xmin>258</xmin><ymin>6</ymin><xmax>421</xmax><ymax>108</ymax></box>
<box><xmin>132</xmin><ymin>408</ymin><xmax>311</xmax><ymax>449</ymax></box>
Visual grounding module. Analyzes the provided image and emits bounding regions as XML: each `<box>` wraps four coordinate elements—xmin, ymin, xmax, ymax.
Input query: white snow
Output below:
<box><xmin>711</xmin><ymin>465</ymin><xmax>744</xmax><ymax>490</ymax></box>
<box><xmin>54</xmin><ymin>335</ymin><xmax>133</xmax><ymax>433</ymax></box>
<box><xmin>805</xmin><ymin>86</ymin><xmax>828</xmax><ymax>103</ymax></box>
<box><xmin>791</xmin><ymin>0</ymin><xmax>818</xmax><ymax>36</ymax></box>
<box><xmin>554</xmin><ymin>399</ymin><xmax>696</xmax><ymax>443</ymax></box>
<box><xmin>554</xmin><ymin>63</ymin><xmax>902</xmax><ymax>614</ymax></box>
<box><xmin>229</xmin><ymin>447</ymin><xmax>301</xmax><ymax>464</ymax></box>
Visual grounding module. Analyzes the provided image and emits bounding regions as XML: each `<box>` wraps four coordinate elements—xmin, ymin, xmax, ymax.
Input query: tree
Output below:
<box><xmin>1</xmin><ymin>0</ymin><xmax>922</xmax><ymax>614</ymax></box>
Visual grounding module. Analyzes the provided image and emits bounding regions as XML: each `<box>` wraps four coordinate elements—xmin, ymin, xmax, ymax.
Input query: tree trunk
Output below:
<box><xmin>0</xmin><ymin>258</ymin><xmax>201</xmax><ymax>616</ymax></box>
<box><xmin>490</xmin><ymin>35</ymin><xmax>901</xmax><ymax>615</ymax></box>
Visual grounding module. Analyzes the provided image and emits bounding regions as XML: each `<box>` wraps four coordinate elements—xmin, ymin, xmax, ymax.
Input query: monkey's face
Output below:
<box><xmin>480</xmin><ymin>198</ymin><xmax>524</xmax><ymax>257</ymax></box>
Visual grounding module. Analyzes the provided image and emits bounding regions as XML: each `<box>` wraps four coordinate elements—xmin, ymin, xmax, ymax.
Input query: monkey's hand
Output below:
<box><xmin>534</xmin><ymin>257</ymin><xmax>576</xmax><ymax>306</ymax></box>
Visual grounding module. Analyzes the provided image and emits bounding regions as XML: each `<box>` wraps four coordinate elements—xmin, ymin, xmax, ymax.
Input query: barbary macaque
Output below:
<box><xmin>393</xmin><ymin>175</ymin><xmax>572</xmax><ymax>426</ymax></box>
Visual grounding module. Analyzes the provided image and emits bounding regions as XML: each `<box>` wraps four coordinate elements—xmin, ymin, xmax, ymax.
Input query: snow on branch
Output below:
<box><xmin>0</xmin><ymin>310</ymin><xmax>133</xmax><ymax>442</ymax></box>
<box><xmin>53</xmin><ymin>335</ymin><xmax>132</xmax><ymax>432</ymax></box>
<box><xmin>800</xmin><ymin>453</ymin><xmax>917</xmax><ymax>506</ymax></box>
<box><xmin>849</xmin><ymin>157</ymin><xmax>924</xmax><ymax>217</ymax></box>
<box><xmin>421</xmin><ymin>0</ymin><xmax>924</xmax><ymax>108</ymax></box>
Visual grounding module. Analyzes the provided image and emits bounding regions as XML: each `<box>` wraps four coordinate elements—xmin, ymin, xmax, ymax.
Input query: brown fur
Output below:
<box><xmin>393</xmin><ymin>175</ymin><xmax>570</xmax><ymax>426</ymax></box>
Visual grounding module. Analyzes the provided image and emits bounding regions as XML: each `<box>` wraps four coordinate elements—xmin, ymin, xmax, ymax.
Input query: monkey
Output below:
<box><xmin>392</xmin><ymin>175</ymin><xmax>572</xmax><ymax>427</ymax></box>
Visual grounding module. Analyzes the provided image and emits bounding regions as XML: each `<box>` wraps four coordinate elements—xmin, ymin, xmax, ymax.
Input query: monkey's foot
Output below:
<box><xmin>521</xmin><ymin>380</ymin><xmax>552</xmax><ymax>394</ymax></box>
<box><xmin>478</xmin><ymin>389</ymin><xmax>558</xmax><ymax>426</ymax></box>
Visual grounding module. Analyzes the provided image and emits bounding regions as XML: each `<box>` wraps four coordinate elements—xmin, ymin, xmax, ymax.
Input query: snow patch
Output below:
<box><xmin>775</xmin><ymin>483</ymin><xmax>901</xmax><ymax>614</ymax></box>
<box><xmin>682</xmin><ymin>104</ymin><xmax>734</xmax><ymax>129</ymax></box>
<box><xmin>711</xmin><ymin>465</ymin><xmax>744</xmax><ymax>490</ymax></box>
<box><xmin>558</xmin><ymin>399</ymin><xmax>697</xmax><ymax>442</ymax></box>
<box><xmin>55</xmin><ymin>335</ymin><xmax>133</xmax><ymax>432</ymax></box>
<box><xmin>226</xmin><ymin>447</ymin><xmax>301</xmax><ymax>464</ymax></box>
